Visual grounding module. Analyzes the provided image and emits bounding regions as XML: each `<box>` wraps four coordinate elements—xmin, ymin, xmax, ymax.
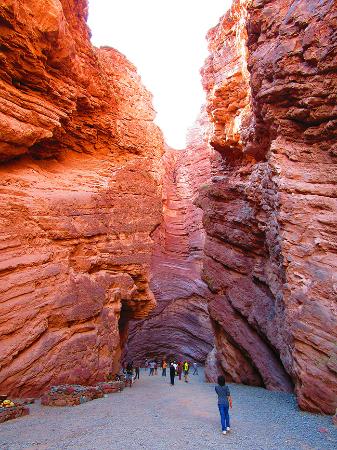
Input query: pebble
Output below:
<box><xmin>0</xmin><ymin>369</ymin><xmax>336</xmax><ymax>450</ymax></box>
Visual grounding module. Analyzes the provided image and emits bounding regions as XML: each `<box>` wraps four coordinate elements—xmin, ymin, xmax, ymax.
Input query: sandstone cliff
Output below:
<box><xmin>199</xmin><ymin>0</ymin><xmax>337</xmax><ymax>414</ymax></box>
<box><xmin>126</xmin><ymin>112</ymin><xmax>215</xmax><ymax>364</ymax></box>
<box><xmin>1</xmin><ymin>0</ymin><xmax>336</xmax><ymax>417</ymax></box>
<box><xmin>0</xmin><ymin>0</ymin><xmax>163</xmax><ymax>396</ymax></box>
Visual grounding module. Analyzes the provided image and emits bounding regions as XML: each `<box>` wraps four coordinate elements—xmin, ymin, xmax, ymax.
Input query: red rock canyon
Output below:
<box><xmin>0</xmin><ymin>0</ymin><xmax>336</xmax><ymax>415</ymax></box>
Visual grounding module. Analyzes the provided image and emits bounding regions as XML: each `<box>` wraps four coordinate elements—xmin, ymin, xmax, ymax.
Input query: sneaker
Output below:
<box><xmin>226</xmin><ymin>427</ymin><xmax>230</xmax><ymax>431</ymax></box>
<box><xmin>222</xmin><ymin>431</ymin><xmax>227</xmax><ymax>435</ymax></box>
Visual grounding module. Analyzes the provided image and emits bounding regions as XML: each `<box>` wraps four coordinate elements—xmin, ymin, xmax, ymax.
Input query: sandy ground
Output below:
<box><xmin>0</xmin><ymin>369</ymin><xmax>336</xmax><ymax>450</ymax></box>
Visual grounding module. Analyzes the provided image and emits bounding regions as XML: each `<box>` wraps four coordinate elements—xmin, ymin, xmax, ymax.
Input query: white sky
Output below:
<box><xmin>88</xmin><ymin>0</ymin><xmax>231</xmax><ymax>149</ymax></box>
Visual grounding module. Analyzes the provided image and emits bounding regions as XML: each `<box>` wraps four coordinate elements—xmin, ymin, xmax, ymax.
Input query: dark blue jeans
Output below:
<box><xmin>218</xmin><ymin>404</ymin><xmax>230</xmax><ymax>431</ymax></box>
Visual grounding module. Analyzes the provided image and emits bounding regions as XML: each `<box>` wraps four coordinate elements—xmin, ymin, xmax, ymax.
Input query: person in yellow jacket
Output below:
<box><xmin>183</xmin><ymin>360</ymin><xmax>190</xmax><ymax>383</ymax></box>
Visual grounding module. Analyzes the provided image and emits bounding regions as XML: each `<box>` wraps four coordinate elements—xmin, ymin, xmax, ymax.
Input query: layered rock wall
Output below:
<box><xmin>0</xmin><ymin>0</ymin><xmax>163</xmax><ymax>396</ymax></box>
<box><xmin>199</xmin><ymin>0</ymin><xmax>337</xmax><ymax>414</ymax></box>
<box><xmin>126</xmin><ymin>113</ymin><xmax>215</xmax><ymax>364</ymax></box>
<box><xmin>1</xmin><ymin>0</ymin><xmax>336</xmax><ymax>416</ymax></box>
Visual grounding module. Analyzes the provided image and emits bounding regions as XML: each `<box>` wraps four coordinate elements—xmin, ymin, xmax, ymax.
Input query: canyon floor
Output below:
<box><xmin>1</xmin><ymin>370</ymin><xmax>336</xmax><ymax>450</ymax></box>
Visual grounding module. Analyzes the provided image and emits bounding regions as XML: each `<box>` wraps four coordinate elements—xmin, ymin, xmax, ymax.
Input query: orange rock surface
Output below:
<box><xmin>1</xmin><ymin>0</ymin><xmax>336</xmax><ymax>417</ymax></box>
<box><xmin>199</xmin><ymin>0</ymin><xmax>337</xmax><ymax>414</ymax></box>
<box><xmin>0</xmin><ymin>0</ymin><xmax>163</xmax><ymax>396</ymax></box>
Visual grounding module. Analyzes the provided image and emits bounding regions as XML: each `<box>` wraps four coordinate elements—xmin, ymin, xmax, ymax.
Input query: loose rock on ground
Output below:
<box><xmin>0</xmin><ymin>370</ymin><xmax>336</xmax><ymax>450</ymax></box>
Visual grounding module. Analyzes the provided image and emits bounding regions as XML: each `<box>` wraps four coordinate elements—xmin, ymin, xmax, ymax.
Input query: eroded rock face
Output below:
<box><xmin>0</xmin><ymin>0</ymin><xmax>163</xmax><ymax>396</ymax></box>
<box><xmin>1</xmin><ymin>0</ymin><xmax>336</xmax><ymax>416</ymax></box>
<box><xmin>126</xmin><ymin>113</ymin><xmax>215</xmax><ymax>364</ymax></box>
<box><xmin>199</xmin><ymin>0</ymin><xmax>337</xmax><ymax>414</ymax></box>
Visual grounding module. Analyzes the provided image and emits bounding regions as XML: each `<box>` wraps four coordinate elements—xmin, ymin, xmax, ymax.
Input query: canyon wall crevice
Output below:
<box><xmin>0</xmin><ymin>0</ymin><xmax>164</xmax><ymax>396</ymax></box>
<box><xmin>125</xmin><ymin>112</ymin><xmax>216</xmax><ymax>364</ymax></box>
<box><xmin>198</xmin><ymin>0</ymin><xmax>337</xmax><ymax>414</ymax></box>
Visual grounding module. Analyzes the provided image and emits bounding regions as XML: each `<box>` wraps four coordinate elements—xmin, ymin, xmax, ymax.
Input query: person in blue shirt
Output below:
<box><xmin>215</xmin><ymin>375</ymin><xmax>232</xmax><ymax>434</ymax></box>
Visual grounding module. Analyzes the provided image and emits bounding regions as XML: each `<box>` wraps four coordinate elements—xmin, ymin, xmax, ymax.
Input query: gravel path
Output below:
<box><xmin>0</xmin><ymin>369</ymin><xmax>336</xmax><ymax>450</ymax></box>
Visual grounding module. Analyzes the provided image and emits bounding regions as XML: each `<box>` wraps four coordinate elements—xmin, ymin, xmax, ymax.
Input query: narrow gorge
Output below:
<box><xmin>0</xmin><ymin>0</ymin><xmax>336</xmax><ymax>418</ymax></box>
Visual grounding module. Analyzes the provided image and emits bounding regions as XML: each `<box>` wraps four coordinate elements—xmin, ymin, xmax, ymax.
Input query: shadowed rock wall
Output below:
<box><xmin>199</xmin><ymin>0</ymin><xmax>337</xmax><ymax>414</ymax></box>
<box><xmin>126</xmin><ymin>112</ymin><xmax>215</xmax><ymax>364</ymax></box>
<box><xmin>0</xmin><ymin>0</ymin><xmax>163</xmax><ymax>396</ymax></box>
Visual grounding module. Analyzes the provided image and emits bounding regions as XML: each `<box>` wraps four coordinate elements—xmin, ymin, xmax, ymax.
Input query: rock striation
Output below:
<box><xmin>199</xmin><ymin>0</ymin><xmax>337</xmax><ymax>414</ymax></box>
<box><xmin>126</xmin><ymin>112</ymin><xmax>215</xmax><ymax>364</ymax></box>
<box><xmin>1</xmin><ymin>0</ymin><xmax>336</xmax><ymax>417</ymax></box>
<box><xmin>0</xmin><ymin>0</ymin><xmax>163</xmax><ymax>397</ymax></box>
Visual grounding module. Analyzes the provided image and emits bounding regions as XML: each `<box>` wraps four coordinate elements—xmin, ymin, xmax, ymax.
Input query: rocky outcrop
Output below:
<box><xmin>0</xmin><ymin>0</ymin><xmax>163</xmax><ymax>396</ymax></box>
<box><xmin>0</xmin><ymin>404</ymin><xmax>30</xmax><ymax>424</ymax></box>
<box><xmin>126</xmin><ymin>113</ymin><xmax>215</xmax><ymax>364</ymax></box>
<box><xmin>199</xmin><ymin>0</ymin><xmax>337</xmax><ymax>414</ymax></box>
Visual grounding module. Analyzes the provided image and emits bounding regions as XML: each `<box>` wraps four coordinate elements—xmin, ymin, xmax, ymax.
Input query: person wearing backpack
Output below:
<box><xmin>215</xmin><ymin>375</ymin><xmax>232</xmax><ymax>435</ymax></box>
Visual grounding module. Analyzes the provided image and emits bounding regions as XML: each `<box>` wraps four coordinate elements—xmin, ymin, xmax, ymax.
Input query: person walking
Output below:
<box><xmin>170</xmin><ymin>362</ymin><xmax>176</xmax><ymax>386</ymax></box>
<box><xmin>149</xmin><ymin>360</ymin><xmax>155</xmax><ymax>376</ymax></box>
<box><xmin>162</xmin><ymin>360</ymin><xmax>167</xmax><ymax>376</ymax></box>
<box><xmin>177</xmin><ymin>361</ymin><xmax>182</xmax><ymax>380</ymax></box>
<box><xmin>183</xmin><ymin>360</ymin><xmax>189</xmax><ymax>383</ymax></box>
<box><xmin>125</xmin><ymin>362</ymin><xmax>133</xmax><ymax>388</ymax></box>
<box><xmin>192</xmin><ymin>362</ymin><xmax>198</xmax><ymax>375</ymax></box>
<box><xmin>154</xmin><ymin>361</ymin><xmax>158</xmax><ymax>375</ymax></box>
<box><xmin>135</xmin><ymin>364</ymin><xmax>140</xmax><ymax>379</ymax></box>
<box><xmin>144</xmin><ymin>359</ymin><xmax>148</xmax><ymax>372</ymax></box>
<box><xmin>215</xmin><ymin>375</ymin><xmax>232</xmax><ymax>435</ymax></box>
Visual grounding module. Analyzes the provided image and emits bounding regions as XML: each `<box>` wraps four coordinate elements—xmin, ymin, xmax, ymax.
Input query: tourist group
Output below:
<box><xmin>123</xmin><ymin>359</ymin><xmax>198</xmax><ymax>387</ymax></box>
<box><xmin>145</xmin><ymin>359</ymin><xmax>199</xmax><ymax>385</ymax></box>
<box><xmin>122</xmin><ymin>359</ymin><xmax>232</xmax><ymax>435</ymax></box>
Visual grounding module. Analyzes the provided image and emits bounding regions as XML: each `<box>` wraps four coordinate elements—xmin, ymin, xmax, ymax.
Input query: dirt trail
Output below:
<box><xmin>0</xmin><ymin>369</ymin><xmax>336</xmax><ymax>449</ymax></box>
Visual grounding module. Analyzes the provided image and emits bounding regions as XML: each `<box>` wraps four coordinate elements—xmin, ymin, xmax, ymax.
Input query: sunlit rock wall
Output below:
<box><xmin>199</xmin><ymin>0</ymin><xmax>337</xmax><ymax>414</ymax></box>
<box><xmin>0</xmin><ymin>0</ymin><xmax>163</xmax><ymax>396</ymax></box>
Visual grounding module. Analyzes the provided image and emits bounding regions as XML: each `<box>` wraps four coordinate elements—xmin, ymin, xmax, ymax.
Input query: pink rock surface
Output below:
<box><xmin>0</xmin><ymin>0</ymin><xmax>163</xmax><ymax>397</ymax></box>
<box><xmin>126</xmin><ymin>113</ymin><xmax>215</xmax><ymax>364</ymax></box>
<box><xmin>199</xmin><ymin>0</ymin><xmax>337</xmax><ymax>414</ymax></box>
